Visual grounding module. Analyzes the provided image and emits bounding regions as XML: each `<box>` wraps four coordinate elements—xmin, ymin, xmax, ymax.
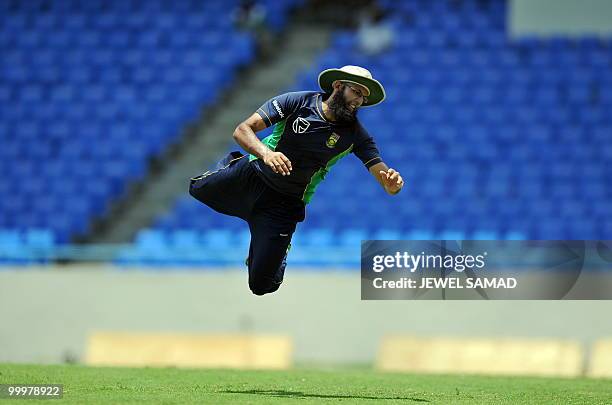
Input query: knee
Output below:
<box><xmin>188</xmin><ymin>179</ymin><xmax>199</xmax><ymax>196</ymax></box>
<box><xmin>189</xmin><ymin>178</ymin><xmax>208</xmax><ymax>202</ymax></box>
<box><xmin>188</xmin><ymin>183</ymin><xmax>197</xmax><ymax>198</ymax></box>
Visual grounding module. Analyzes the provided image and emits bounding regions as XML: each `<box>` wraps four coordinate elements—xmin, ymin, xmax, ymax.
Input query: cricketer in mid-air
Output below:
<box><xmin>189</xmin><ymin>65</ymin><xmax>404</xmax><ymax>295</ymax></box>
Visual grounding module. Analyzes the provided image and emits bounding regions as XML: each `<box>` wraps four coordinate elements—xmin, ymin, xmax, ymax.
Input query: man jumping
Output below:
<box><xmin>189</xmin><ymin>65</ymin><xmax>404</xmax><ymax>295</ymax></box>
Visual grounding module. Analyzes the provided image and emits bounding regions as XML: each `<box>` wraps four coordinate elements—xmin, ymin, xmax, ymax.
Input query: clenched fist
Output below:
<box><xmin>379</xmin><ymin>168</ymin><xmax>404</xmax><ymax>194</ymax></box>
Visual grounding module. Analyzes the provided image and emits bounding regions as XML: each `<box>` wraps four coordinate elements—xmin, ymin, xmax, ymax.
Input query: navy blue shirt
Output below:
<box><xmin>250</xmin><ymin>91</ymin><xmax>382</xmax><ymax>203</ymax></box>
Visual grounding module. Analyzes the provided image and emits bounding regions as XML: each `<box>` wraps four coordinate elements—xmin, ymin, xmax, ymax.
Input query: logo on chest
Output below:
<box><xmin>292</xmin><ymin>117</ymin><xmax>310</xmax><ymax>134</ymax></box>
<box><xmin>326</xmin><ymin>132</ymin><xmax>341</xmax><ymax>148</ymax></box>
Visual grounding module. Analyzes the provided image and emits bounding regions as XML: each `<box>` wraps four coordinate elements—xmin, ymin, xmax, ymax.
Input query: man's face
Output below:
<box><xmin>342</xmin><ymin>82</ymin><xmax>369</xmax><ymax>111</ymax></box>
<box><xmin>329</xmin><ymin>81</ymin><xmax>369</xmax><ymax>124</ymax></box>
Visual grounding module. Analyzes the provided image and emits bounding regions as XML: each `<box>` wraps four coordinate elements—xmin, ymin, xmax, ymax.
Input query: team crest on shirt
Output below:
<box><xmin>292</xmin><ymin>117</ymin><xmax>310</xmax><ymax>134</ymax></box>
<box><xmin>326</xmin><ymin>133</ymin><xmax>340</xmax><ymax>148</ymax></box>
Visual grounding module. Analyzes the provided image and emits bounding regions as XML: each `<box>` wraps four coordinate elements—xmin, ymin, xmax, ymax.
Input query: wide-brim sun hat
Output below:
<box><xmin>318</xmin><ymin>65</ymin><xmax>386</xmax><ymax>107</ymax></box>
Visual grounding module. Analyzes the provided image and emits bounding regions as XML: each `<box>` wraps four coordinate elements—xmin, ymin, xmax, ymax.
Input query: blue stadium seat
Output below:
<box><xmin>5</xmin><ymin>0</ymin><xmax>607</xmax><ymax>264</ymax></box>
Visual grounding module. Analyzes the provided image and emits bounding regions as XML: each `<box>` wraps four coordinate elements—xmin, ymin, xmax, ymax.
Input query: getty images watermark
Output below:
<box><xmin>361</xmin><ymin>240</ymin><xmax>612</xmax><ymax>300</ymax></box>
<box><xmin>370</xmin><ymin>250</ymin><xmax>517</xmax><ymax>290</ymax></box>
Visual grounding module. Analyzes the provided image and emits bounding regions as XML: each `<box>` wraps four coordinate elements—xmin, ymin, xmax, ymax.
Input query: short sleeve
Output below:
<box><xmin>353</xmin><ymin>121</ymin><xmax>382</xmax><ymax>169</ymax></box>
<box><xmin>256</xmin><ymin>91</ymin><xmax>305</xmax><ymax>127</ymax></box>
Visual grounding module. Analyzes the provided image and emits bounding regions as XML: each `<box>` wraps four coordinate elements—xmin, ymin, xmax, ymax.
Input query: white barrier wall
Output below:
<box><xmin>511</xmin><ymin>0</ymin><xmax>612</xmax><ymax>36</ymax></box>
<box><xmin>1</xmin><ymin>266</ymin><xmax>612</xmax><ymax>365</ymax></box>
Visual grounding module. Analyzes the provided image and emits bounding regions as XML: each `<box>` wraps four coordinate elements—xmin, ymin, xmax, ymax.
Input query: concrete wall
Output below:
<box><xmin>510</xmin><ymin>0</ymin><xmax>612</xmax><ymax>36</ymax></box>
<box><xmin>1</xmin><ymin>265</ymin><xmax>612</xmax><ymax>365</ymax></box>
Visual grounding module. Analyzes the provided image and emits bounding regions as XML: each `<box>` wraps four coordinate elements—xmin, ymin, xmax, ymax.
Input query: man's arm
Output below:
<box><xmin>369</xmin><ymin>161</ymin><xmax>404</xmax><ymax>195</ymax></box>
<box><xmin>232</xmin><ymin>112</ymin><xmax>292</xmax><ymax>176</ymax></box>
<box><xmin>351</xmin><ymin>122</ymin><xmax>402</xmax><ymax>195</ymax></box>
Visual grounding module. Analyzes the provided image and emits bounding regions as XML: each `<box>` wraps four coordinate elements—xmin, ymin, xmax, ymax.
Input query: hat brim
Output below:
<box><xmin>318</xmin><ymin>68</ymin><xmax>386</xmax><ymax>107</ymax></box>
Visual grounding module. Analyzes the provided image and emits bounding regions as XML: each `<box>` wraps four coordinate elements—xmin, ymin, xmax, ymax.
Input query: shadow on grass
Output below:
<box><xmin>223</xmin><ymin>389</ymin><xmax>429</xmax><ymax>402</ymax></box>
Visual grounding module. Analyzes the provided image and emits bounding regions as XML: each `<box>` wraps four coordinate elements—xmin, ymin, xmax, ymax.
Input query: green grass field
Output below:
<box><xmin>1</xmin><ymin>364</ymin><xmax>610</xmax><ymax>404</ymax></box>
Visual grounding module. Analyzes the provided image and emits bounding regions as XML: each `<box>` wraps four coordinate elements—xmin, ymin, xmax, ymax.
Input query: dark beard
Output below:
<box><xmin>328</xmin><ymin>87</ymin><xmax>357</xmax><ymax>124</ymax></box>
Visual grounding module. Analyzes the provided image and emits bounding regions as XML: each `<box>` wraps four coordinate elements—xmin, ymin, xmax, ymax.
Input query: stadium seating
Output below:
<box><xmin>0</xmin><ymin>0</ymin><xmax>301</xmax><ymax>243</ymax></box>
<box><xmin>3</xmin><ymin>0</ymin><xmax>611</xmax><ymax>266</ymax></box>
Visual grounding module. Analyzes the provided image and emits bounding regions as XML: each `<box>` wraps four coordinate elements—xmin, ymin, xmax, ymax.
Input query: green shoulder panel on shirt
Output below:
<box><xmin>302</xmin><ymin>144</ymin><xmax>354</xmax><ymax>204</ymax></box>
<box><xmin>249</xmin><ymin>120</ymin><xmax>286</xmax><ymax>162</ymax></box>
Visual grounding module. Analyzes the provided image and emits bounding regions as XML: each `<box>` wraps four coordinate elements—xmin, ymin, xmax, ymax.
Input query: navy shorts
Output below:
<box><xmin>189</xmin><ymin>151</ymin><xmax>305</xmax><ymax>295</ymax></box>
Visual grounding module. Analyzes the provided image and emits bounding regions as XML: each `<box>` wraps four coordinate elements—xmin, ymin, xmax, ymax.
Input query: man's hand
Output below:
<box><xmin>263</xmin><ymin>150</ymin><xmax>292</xmax><ymax>176</ymax></box>
<box><xmin>379</xmin><ymin>168</ymin><xmax>404</xmax><ymax>194</ymax></box>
